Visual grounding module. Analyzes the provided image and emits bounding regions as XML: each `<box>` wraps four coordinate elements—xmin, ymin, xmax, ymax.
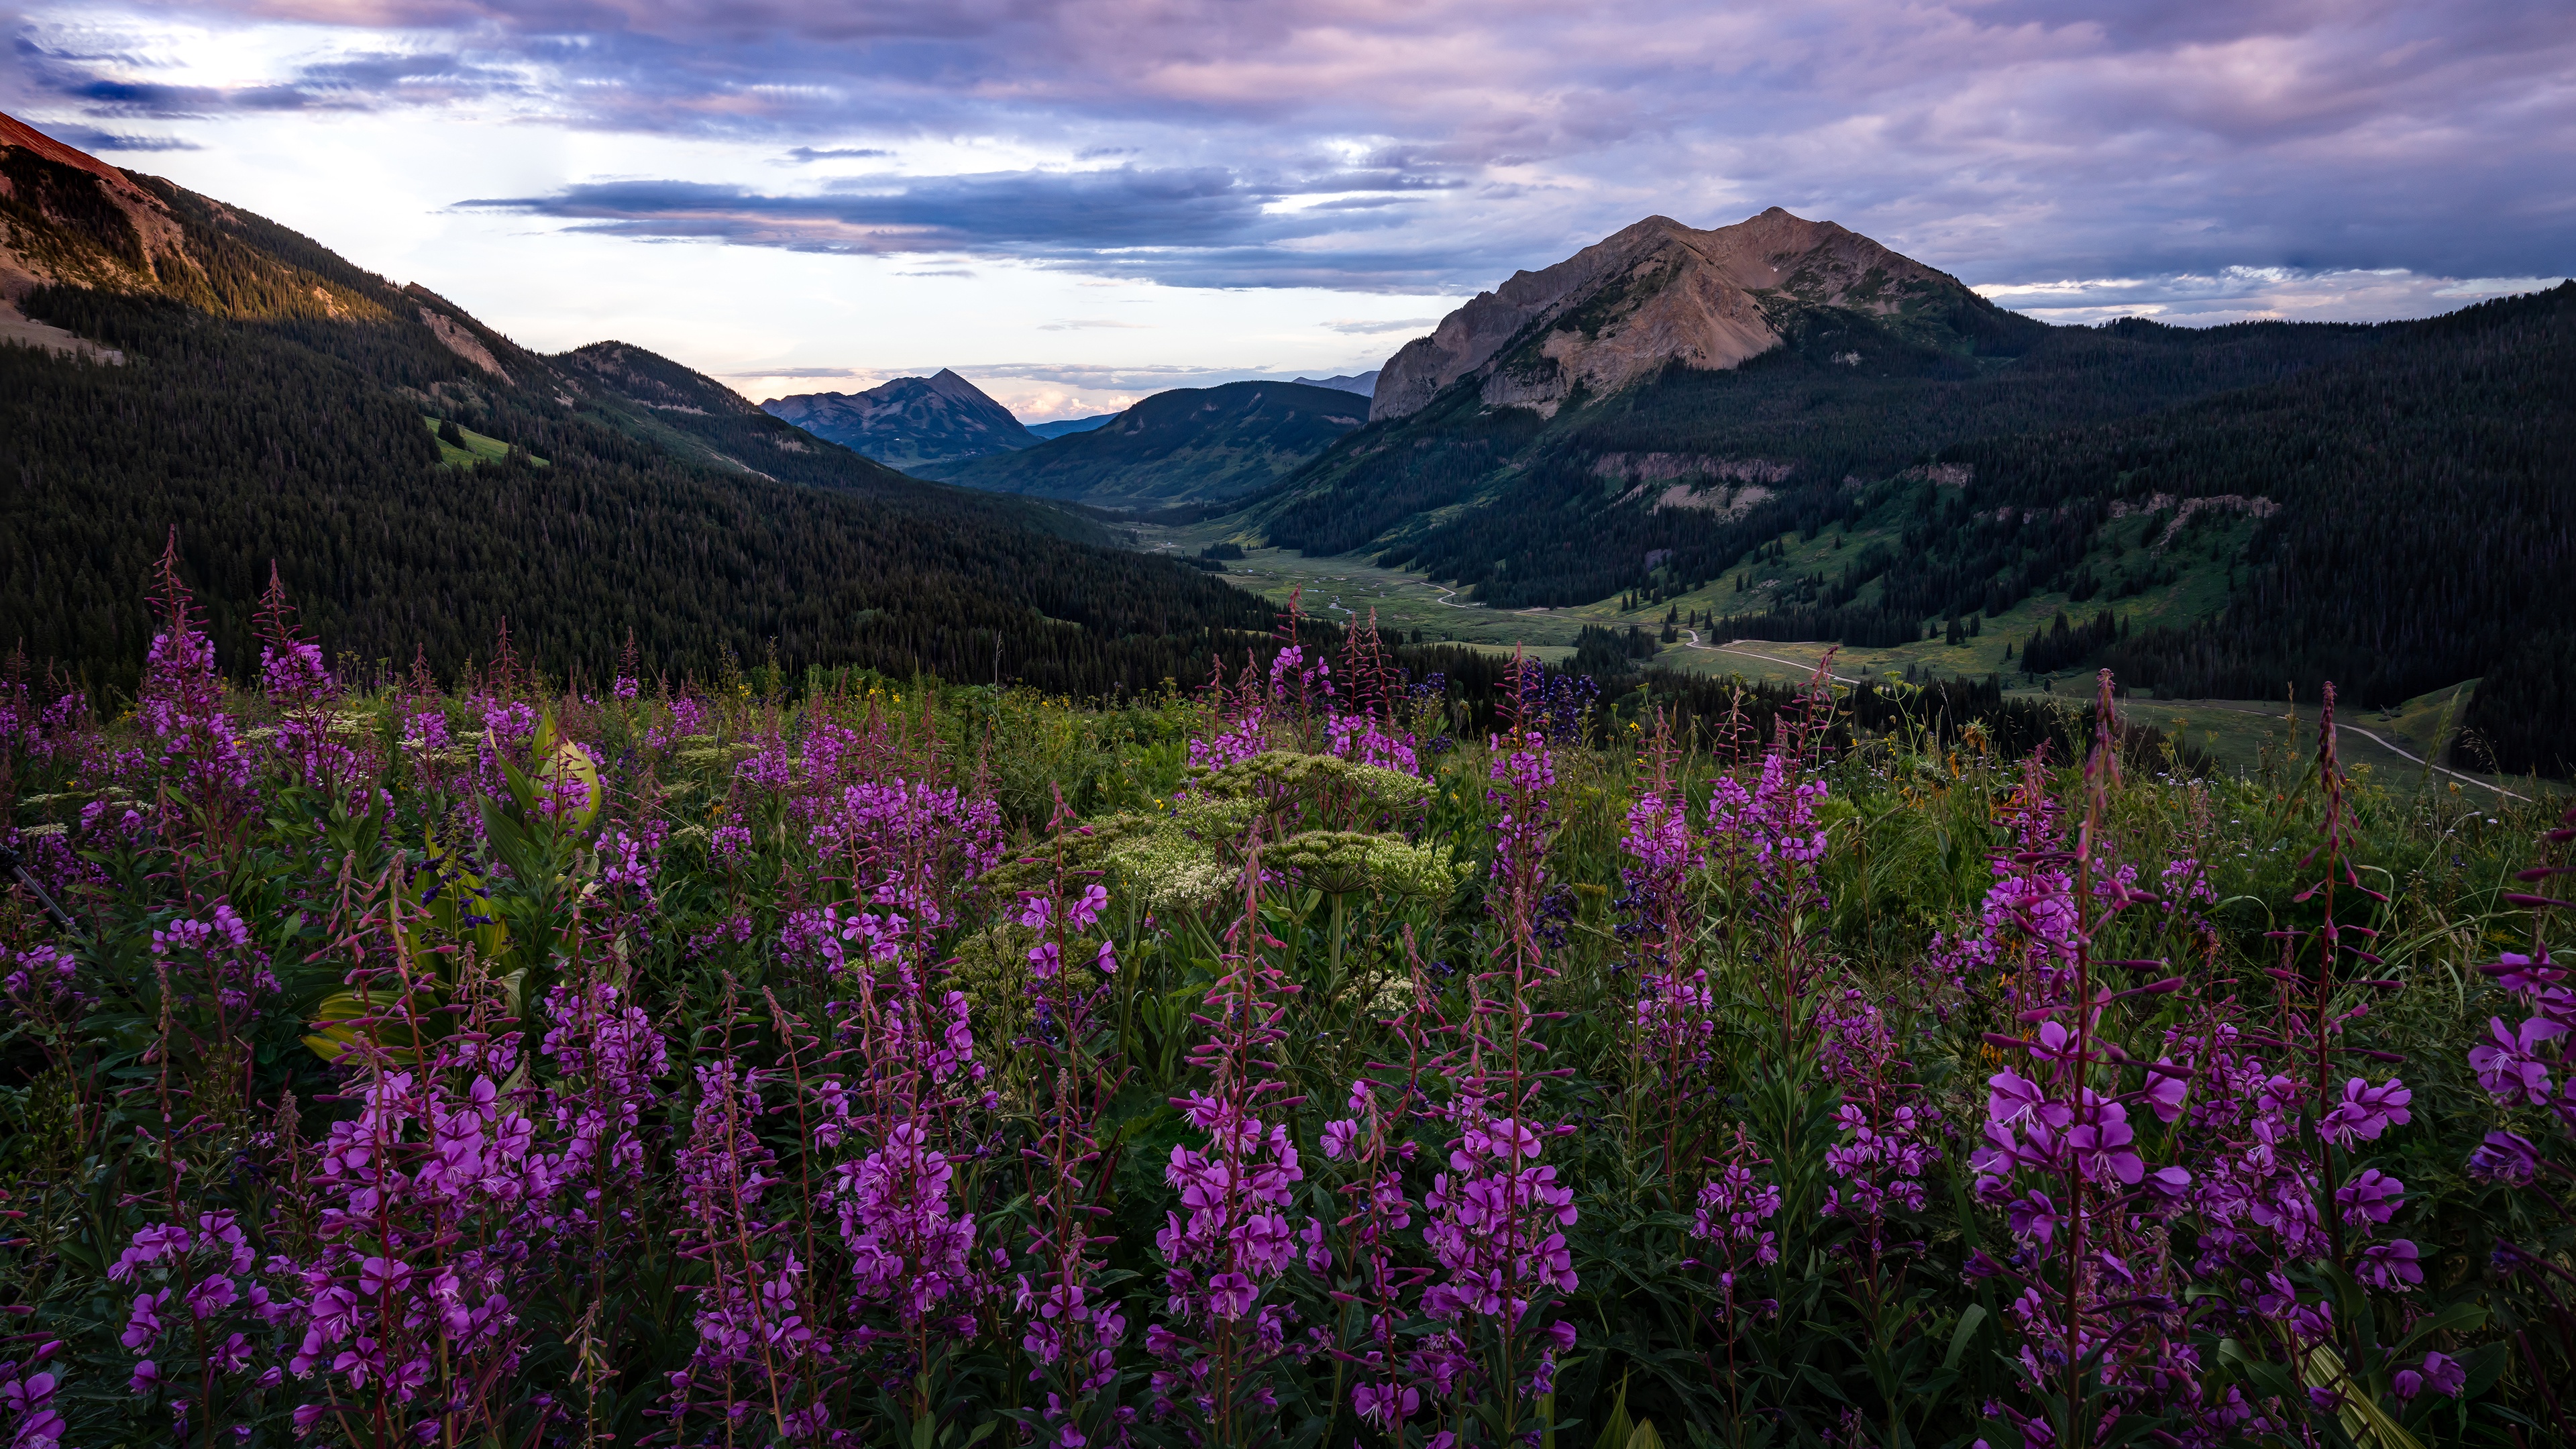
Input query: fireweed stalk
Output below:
<box><xmin>661</xmin><ymin>984</ymin><xmax>822</xmax><ymax>1442</ymax></box>
<box><xmin>807</xmin><ymin>782</ymin><xmax>998</xmax><ymax>1440</ymax></box>
<box><xmin>1319</xmin><ymin>1063</ymin><xmax>1428</xmax><ymax>1444</ymax></box>
<box><xmin>1684</xmin><ymin>1126</ymin><xmax>1782</xmax><ymax>1439</ymax></box>
<box><xmin>274</xmin><ymin>867</ymin><xmax>551</xmax><ymax>1445</ymax></box>
<box><xmin>2163</xmin><ymin>680</ymin><xmax>2421</xmax><ymax>1413</ymax></box>
<box><xmin>1143</xmin><ymin>858</ymin><xmax>1329</xmax><ymax>1441</ymax></box>
<box><xmin>2250</xmin><ymin>685</ymin><xmax>2425</xmax><ymax>1411</ymax></box>
<box><xmin>2465</xmin><ymin>797</ymin><xmax>2576</xmax><ymax>1435</ymax></box>
<box><xmin>1410</xmin><ymin>662</ymin><xmax>1580</xmax><ymax>1445</ymax></box>
<box><xmin>1703</xmin><ymin>739</ymin><xmax>1834</xmax><ymax>1061</ymax></box>
<box><xmin>1616</xmin><ymin>710</ymin><xmax>1711</xmax><ymax>1179</ymax></box>
<box><xmin>1314</xmin><ymin>919</ymin><xmax>1451</xmax><ymax>1448</ymax></box>
<box><xmin>1010</xmin><ymin>823</ymin><xmax>1133</xmax><ymax>1448</ymax></box>
<box><xmin>1969</xmin><ymin>674</ymin><xmax>2200</xmax><ymax>1449</ymax></box>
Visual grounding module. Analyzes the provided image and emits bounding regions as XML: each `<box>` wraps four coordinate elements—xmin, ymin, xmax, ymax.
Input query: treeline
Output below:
<box><xmin>1570</xmin><ymin>623</ymin><xmax>1660</xmax><ymax>674</ymax></box>
<box><xmin>1261</xmin><ymin>282</ymin><xmax>2575</xmax><ymax>771</ymax></box>
<box><xmin>2456</xmin><ymin>635</ymin><xmax>2576</xmax><ymax>777</ymax></box>
<box><xmin>2023</xmin><ymin>608</ymin><xmax>2127</xmax><ymax>674</ymax></box>
<box><xmin>1260</xmin><ymin>310</ymin><xmax>2388</xmax><ymax>604</ymax></box>
<box><xmin>1368</xmin><ymin>638</ymin><xmax>2185</xmax><ymax>771</ymax></box>
<box><xmin>0</xmin><ymin>288</ymin><xmax>1275</xmax><ymax>700</ymax></box>
<box><xmin>2037</xmin><ymin>287</ymin><xmax>2576</xmax><ymax>718</ymax></box>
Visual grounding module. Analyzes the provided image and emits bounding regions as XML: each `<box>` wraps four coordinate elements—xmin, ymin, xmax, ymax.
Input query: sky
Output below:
<box><xmin>5</xmin><ymin>1</ymin><xmax>2569</xmax><ymax>421</ymax></box>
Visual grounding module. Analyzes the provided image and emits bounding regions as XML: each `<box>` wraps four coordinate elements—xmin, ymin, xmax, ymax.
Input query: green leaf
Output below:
<box><xmin>1943</xmin><ymin>1304</ymin><xmax>1988</xmax><ymax>1372</ymax></box>
<box><xmin>2391</xmin><ymin>1299</ymin><xmax>2485</xmax><ymax>1354</ymax></box>
<box><xmin>2456</xmin><ymin>1340</ymin><xmax>2511</xmax><ymax>1400</ymax></box>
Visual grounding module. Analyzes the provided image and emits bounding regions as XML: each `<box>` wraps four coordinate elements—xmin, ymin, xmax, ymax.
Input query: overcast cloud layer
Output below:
<box><xmin>6</xmin><ymin>1</ymin><xmax>2568</xmax><ymax>415</ymax></box>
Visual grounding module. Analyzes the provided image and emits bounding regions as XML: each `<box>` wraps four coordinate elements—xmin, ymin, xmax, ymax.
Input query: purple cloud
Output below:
<box><xmin>5</xmin><ymin>1</ymin><xmax>2567</xmax><ymax>307</ymax></box>
<box><xmin>460</xmin><ymin>164</ymin><xmax>1486</xmax><ymax>288</ymax></box>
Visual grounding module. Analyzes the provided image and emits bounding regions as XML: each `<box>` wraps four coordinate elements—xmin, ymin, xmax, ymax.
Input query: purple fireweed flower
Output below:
<box><xmin>121</xmin><ymin>1290</ymin><xmax>172</xmax><ymax>1352</ymax></box>
<box><xmin>2355</xmin><ymin>1240</ymin><xmax>2423</xmax><ymax>1291</ymax></box>
<box><xmin>2487</xmin><ymin>948</ymin><xmax>2565</xmax><ymax>994</ymax></box>
<box><xmin>2469</xmin><ymin>1016</ymin><xmax>2563</xmax><ymax>1105</ymax></box>
<box><xmin>2320</xmin><ymin>1076</ymin><xmax>2414</xmax><ymax>1145</ymax></box>
<box><xmin>3</xmin><ymin>1368</ymin><xmax>64</xmax><ymax>1446</ymax></box>
<box><xmin>1421</xmin><ymin>1116</ymin><xmax>1579</xmax><ymax>1323</ymax></box>
<box><xmin>2335</xmin><ymin>1169</ymin><xmax>2406</xmax><ymax>1226</ymax></box>
<box><xmin>1693</xmin><ymin>1163</ymin><xmax>1784</xmax><ymax>1267</ymax></box>
<box><xmin>2469</xmin><ymin>1129</ymin><xmax>2541</xmax><ymax>1184</ymax></box>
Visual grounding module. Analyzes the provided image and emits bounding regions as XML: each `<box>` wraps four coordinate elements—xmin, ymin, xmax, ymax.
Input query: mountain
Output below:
<box><xmin>916</xmin><ymin>380</ymin><xmax>1366</xmax><ymax>508</ymax></box>
<box><xmin>1371</xmin><ymin>210</ymin><xmax>2033</xmax><ymax>422</ymax></box>
<box><xmin>1238</xmin><ymin>205</ymin><xmax>2576</xmax><ymax>771</ymax></box>
<box><xmin>760</xmin><ymin>370</ymin><xmax>1038</xmax><ymax>469</ymax></box>
<box><xmin>1290</xmin><ymin>370</ymin><xmax>1378</xmax><ymax>397</ymax></box>
<box><xmin>1028</xmin><ymin>413</ymin><xmax>1118</xmax><ymax>440</ymax></box>
<box><xmin>0</xmin><ymin>111</ymin><xmax>1275</xmax><ymax>695</ymax></box>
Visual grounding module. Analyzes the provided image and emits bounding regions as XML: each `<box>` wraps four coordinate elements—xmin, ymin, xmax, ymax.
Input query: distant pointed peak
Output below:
<box><xmin>923</xmin><ymin>368</ymin><xmax>1004</xmax><ymax>409</ymax></box>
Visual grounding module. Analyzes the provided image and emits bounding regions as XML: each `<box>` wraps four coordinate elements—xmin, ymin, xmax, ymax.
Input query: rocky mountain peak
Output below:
<box><xmin>1369</xmin><ymin>208</ymin><xmax>1979</xmax><ymax>421</ymax></box>
<box><xmin>761</xmin><ymin>369</ymin><xmax>1037</xmax><ymax>471</ymax></box>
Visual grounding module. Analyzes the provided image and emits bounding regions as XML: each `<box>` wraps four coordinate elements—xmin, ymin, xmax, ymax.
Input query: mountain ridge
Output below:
<box><xmin>1225</xmin><ymin>205</ymin><xmax>2575</xmax><ymax>770</ymax></box>
<box><xmin>918</xmin><ymin>380</ymin><xmax>1365</xmax><ymax>507</ymax></box>
<box><xmin>1028</xmin><ymin>413</ymin><xmax>1118</xmax><ymax>439</ymax></box>
<box><xmin>1372</xmin><ymin>208</ymin><xmax>2033</xmax><ymax>422</ymax></box>
<box><xmin>0</xmin><ymin>110</ymin><xmax>1273</xmax><ymax>696</ymax></box>
<box><xmin>1290</xmin><ymin>370</ymin><xmax>1378</xmax><ymax>397</ymax></box>
<box><xmin>762</xmin><ymin>369</ymin><xmax>1039</xmax><ymax>469</ymax></box>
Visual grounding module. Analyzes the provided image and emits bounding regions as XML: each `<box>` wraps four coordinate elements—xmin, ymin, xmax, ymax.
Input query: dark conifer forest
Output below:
<box><xmin>1250</xmin><ymin>285</ymin><xmax>2575</xmax><ymax>771</ymax></box>
<box><xmin>0</xmin><ymin>153</ymin><xmax>1281</xmax><ymax>699</ymax></box>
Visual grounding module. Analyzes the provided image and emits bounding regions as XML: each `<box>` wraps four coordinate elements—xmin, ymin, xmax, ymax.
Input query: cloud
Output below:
<box><xmin>784</xmin><ymin>146</ymin><xmax>892</xmax><ymax>162</ymax></box>
<box><xmin>457</xmin><ymin>163</ymin><xmax>1496</xmax><ymax>288</ymax></box>
<box><xmin>1324</xmin><ymin>317</ymin><xmax>1436</xmax><ymax>334</ymax></box>
<box><xmin>894</xmin><ymin>268</ymin><xmax>975</xmax><ymax>277</ymax></box>
<box><xmin>15</xmin><ymin>33</ymin><xmax>526</xmax><ymax>117</ymax></box>
<box><xmin>1974</xmin><ymin>268</ymin><xmax>2573</xmax><ymax>325</ymax></box>
<box><xmin>1037</xmin><ymin>319</ymin><xmax>1152</xmax><ymax>330</ymax></box>
<box><xmin>35</xmin><ymin>121</ymin><xmax>199</xmax><ymax>150</ymax></box>
<box><xmin>10</xmin><ymin>0</ymin><xmax>2571</xmax><ymax>313</ymax></box>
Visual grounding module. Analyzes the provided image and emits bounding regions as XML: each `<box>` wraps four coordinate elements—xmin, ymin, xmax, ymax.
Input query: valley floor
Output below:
<box><xmin>1141</xmin><ymin>527</ymin><xmax>2538</xmax><ymax>800</ymax></box>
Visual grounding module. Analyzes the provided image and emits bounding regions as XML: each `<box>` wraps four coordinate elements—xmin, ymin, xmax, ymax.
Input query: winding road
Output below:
<box><xmin>2169</xmin><ymin>700</ymin><xmax>2530</xmax><ymax>802</ymax></box>
<box><xmin>1674</xmin><ymin>628</ymin><xmax>1864</xmax><ymax>683</ymax></box>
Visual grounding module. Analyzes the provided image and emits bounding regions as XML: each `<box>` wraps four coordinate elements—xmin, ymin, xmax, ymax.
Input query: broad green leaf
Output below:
<box><xmin>1943</xmin><ymin>1304</ymin><xmax>1988</xmax><ymax>1371</ymax></box>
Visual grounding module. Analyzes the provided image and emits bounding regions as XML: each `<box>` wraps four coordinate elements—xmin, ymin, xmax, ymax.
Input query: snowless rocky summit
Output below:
<box><xmin>1370</xmin><ymin>207</ymin><xmax>1975</xmax><ymax>421</ymax></box>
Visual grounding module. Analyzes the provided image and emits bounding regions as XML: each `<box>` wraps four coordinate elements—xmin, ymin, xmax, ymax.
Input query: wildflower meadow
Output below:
<box><xmin>1</xmin><ymin>550</ymin><xmax>2571</xmax><ymax>1449</ymax></box>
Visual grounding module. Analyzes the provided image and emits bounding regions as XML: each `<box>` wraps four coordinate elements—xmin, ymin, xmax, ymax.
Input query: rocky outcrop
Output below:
<box><xmin>0</xmin><ymin>111</ymin><xmax>197</xmax><ymax>301</ymax></box>
<box><xmin>419</xmin><ymin>307</ymin><xmax>511</xmax><ymax>381</ymax></box>
<box><xmin>1371</xmin><ymin>208</ymin><xmax>1980</xmax><ymax>421</ymax></box>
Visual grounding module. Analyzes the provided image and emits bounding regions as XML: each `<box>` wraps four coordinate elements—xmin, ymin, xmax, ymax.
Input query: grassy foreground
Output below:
<box><xmin>1</xmin><ymin>568</ymin><xmax>2572</xmax><ymax>1449</ymax></box>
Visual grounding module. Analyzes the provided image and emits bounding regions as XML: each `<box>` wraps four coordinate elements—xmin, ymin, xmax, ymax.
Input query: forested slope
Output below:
<box><xmin>920</xmin><ymin>381</ymin><xmax>1366</xmax><ymax>506</ymax></box>
<box><xmin>0</xmin><ymin>117</ymin><xmax>1272</xmax><ymax>696</ymax></box>
<box><xmin>1248</xmin><ymin>283</ymin><xmax>2575</xmax><ymax>771</ymax></box>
